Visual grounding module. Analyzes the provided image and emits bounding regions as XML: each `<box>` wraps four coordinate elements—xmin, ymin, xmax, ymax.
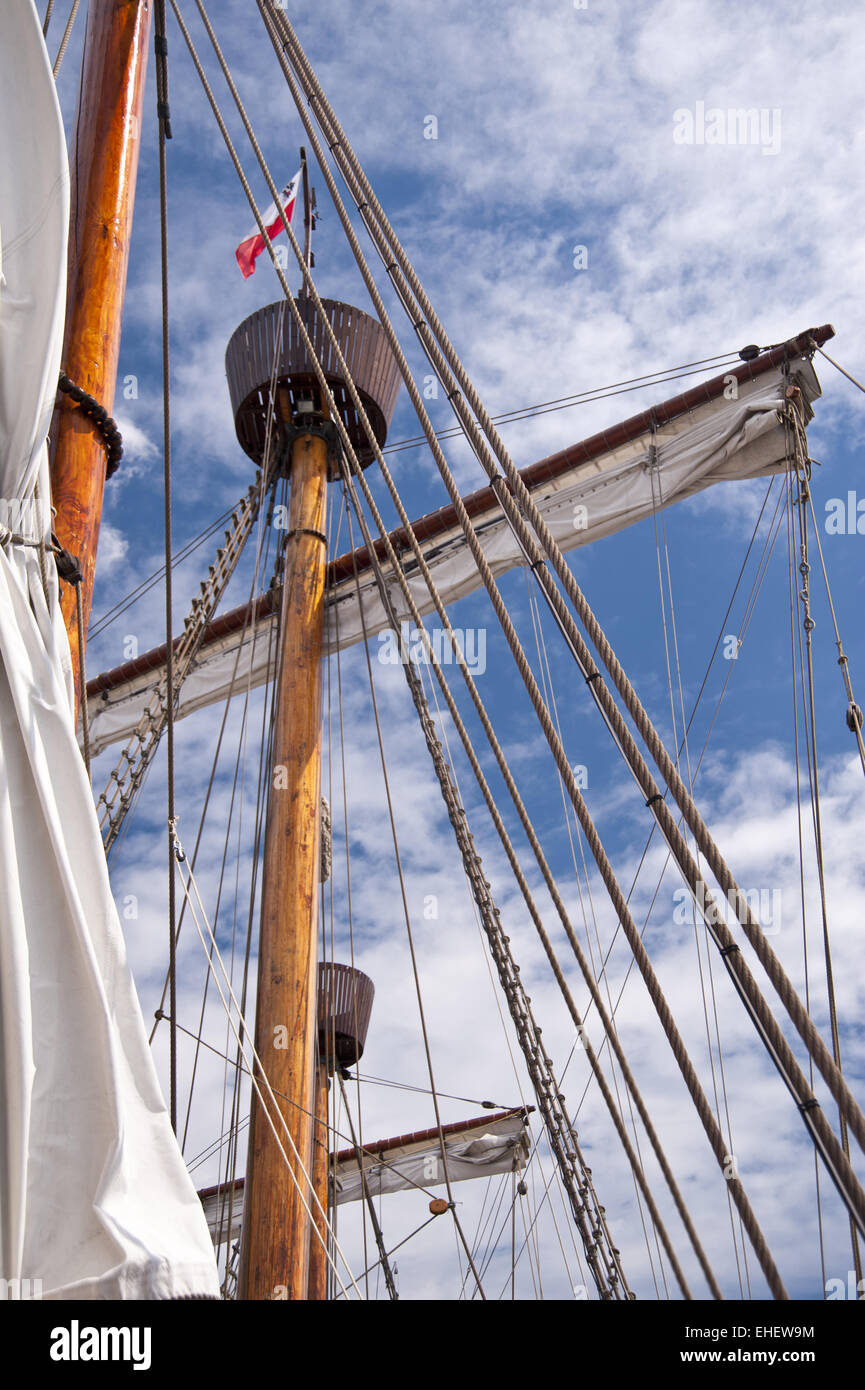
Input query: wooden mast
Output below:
<box><xmin>49</xmin><ymin>0</ymin><xmax>152</xmax><ymax>717</ymax></box>
<box><xmin>238</xmin><ymin>426</ymin><xmax>329</xmax><ymax>1301</ymax></box>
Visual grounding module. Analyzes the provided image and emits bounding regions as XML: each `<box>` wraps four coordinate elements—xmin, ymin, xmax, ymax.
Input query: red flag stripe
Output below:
<box><xmin>235</xmin><ymin>170</ymin><xmax>301</xmax><ymax>279</ymax></box>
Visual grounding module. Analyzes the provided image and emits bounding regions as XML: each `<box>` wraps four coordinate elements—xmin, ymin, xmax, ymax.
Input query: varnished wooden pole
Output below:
<box><xmin>49</xmin><ymin>0</ymin><xmax>152</xmax><ymax>716</ymax></box>
<box><xmin>238</xmin><ymin>432</ymin><xmax>328</xmax><ymax>1301</ymax></box>
<box><xmin>308</xmin><ymin>1059</ymin><xmax>330</xmax><ymax>1300</ymax></box>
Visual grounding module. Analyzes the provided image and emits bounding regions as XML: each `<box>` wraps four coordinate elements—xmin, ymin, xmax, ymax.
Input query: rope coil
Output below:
<box><xmin>57</xmin><ymin>371</ymin><xmax>123</xmax><ymax>476</ymax></box>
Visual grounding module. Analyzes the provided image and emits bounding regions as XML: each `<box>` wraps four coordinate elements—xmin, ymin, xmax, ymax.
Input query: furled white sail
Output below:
<box><xmin>0</xmin><ymin>3</ymin><xmax>219</xmax><ymax>1299</ymax></box>
<box><xmin>199</xmin><ymin>1110</ymin><xmax>530</xmax><ymax>1243</ymax></box>
<box><xmin>331</xmin><ymin>1109</ymin><xmax>531</xmax><ymax>1206</ymax></box>
<box><xmin>85</xmin><ymin>350</ymin><xmax>821</xmax><ymax>758</ymax></box>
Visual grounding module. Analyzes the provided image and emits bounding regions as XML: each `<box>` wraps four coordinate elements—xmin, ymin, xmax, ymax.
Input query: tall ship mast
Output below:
<box><xmin>2</xmin><ymin>0</ymin><xmax>865</xmax><ymax>1319</ymax></box>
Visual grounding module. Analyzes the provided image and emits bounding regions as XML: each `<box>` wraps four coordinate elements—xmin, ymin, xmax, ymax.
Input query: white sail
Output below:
<box><xmin>331</xmin><ymin>1109</ymin><xmax>530</xmax><ymax>1206</ymax></box>
<box><xmin>0</xmin><ymin>3</ymin><xmax>219</xmax><ymax>1300</ymax></box>
<box><xmin>85</xmin><ymin>347</ymin><xmax>821</xmax><ymax>758</ymax></box>
<box><xmin>199</xmin><ymin>1110</ymin><xmax>530</xmax><ymax>1243</ymax></box>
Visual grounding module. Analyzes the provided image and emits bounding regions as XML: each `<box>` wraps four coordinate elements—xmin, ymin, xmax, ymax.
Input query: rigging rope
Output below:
<box><xmin>816</xmin><ymin>346</ymin><xmax>865</xmax><ymax>396</ymax></box>
<box><xmin>785</xmin><ymin>464</ymin><xmax>830</xmax><ymax>1295</ymax></box>
<box><xmin>787</xmin><ymin>417</ymin><xmax>863</xmax><ymax>1289</ymax></box>
<box><xmin>342</xmin><ymin>497</ymin><xmax>489</xmax><ymax>1300</ymax></box>
<box><xmin>257</xmin><ymin>3</ymin><xmax>865</xmax><ymax>1232</ymax></box>
<box><xmin>649</xmin><ymin>450</ymin><xmax>750</xmax><ymax>1298</ymax></box>
<box><xmin>524</xmin><ymin>572</ymin><xmax>668</xmax><ymax>1296</ymax></box>
<box><xmin>194</xmin><ymin>0</ymin><xmax>792</xmax><ymax>1290</ymax></box>
<box><xmin>380</xmin><ymin>354</ymin><xmax>742</xmax><ymax>458</ymax></box>
<box><xmin>146</xmin><ymin>0</ymin><xmax>862</xmax><ymax>1289</ymax></box>
<box><xmin>169</xmin><ymin>824</ymin><xmax>363</xmax><ymax>1299</ymax></box>
<box><xmin>255</xmin><ymin>0</ymin><xmax>865</xmax><ymax>1283</ymax></box>
<box><xmin>341</xmin><ymin>474</ymin><xmax>633</xmax><ymax>1296</ymax></box>
<box><xmin>51</xmin><ymin>0</ymin><xmax>81</xmax><ymax>78</ymax></box>
<box><xmin>154</xmin><ymin>0</ymin><xmax>178</xmax><ymax>1132</ymax></box>
<box><xmin>335</xmin><ymin>1072</ymin><xmax>399</xmax><ymax>1301</ymax></box>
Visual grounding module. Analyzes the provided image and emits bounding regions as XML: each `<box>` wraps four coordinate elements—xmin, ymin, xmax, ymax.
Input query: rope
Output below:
<box><xmin>802</xmin><ymin>473</ymin><xmax>865</xmax><ymax>778</ymax></box>
<box><xmin>49</xmin><ymin>535</ymin><xmax>92</xmax><ymax>773</ymax></box>
<box><xmin>342</xmin><ymin>498</ymin><xmax>488</xmax><ymax>1302</ymax></box>
<box><xmin>650</xmin><ymin>453</ymin><xmax>751</xmax><ymax>1297</ymax></box>
<box><xmin>173</xmin><ymin>342</ymin><xmax>285</xmax><ymax>1227</ymax></box>
<box><xmin>170</xmin><ymin>824</ymin><xmax>363</xmax><ymax>1299</ymax></box>
<box><xmin>785</xmin><ymin>464</ymin><xmax>829</xmax><ymax>1294</ymax></box>
<box><xmin>416</xmin><ymin>625</ymin><xmax>603</xmax><ymax>1297</ymax></box>
<box><xmin>89</xmin><ymin>504</ymin><xmax>235</xmax><ymax>638</ymax></box>
<box><xmin>75</xmin><ymin>579</ymin><xmax>91</xmax><ymax>779</ymax></box>
<box><xmin>52</xmin><ymin>0</ymin><xmax>81</xmax><ymax>78</ymax></box>
<box><xmin>788</xmin><ymin>421</ymin><xmax>862</xmax><ymax>1287</ymax></box>
<box><xmin>817</xmin><ymin>346</ymin><xmax>865</xmax><ymax>395</ymax></box>
<box><xmin>524</xmin><ymin>573</ymin><xmax>667</xmax><ymax>1296</ymax></box>
<box><xmin>56</xmin><ymin>372</ymin><xmax>123</xmax><ymax>476</ymax></box>
<box><xmin>155</xmin><ymin>0</ymin><xmax>177</xmax><ymax>1131</ymax></box>
<box><xmin>340</xmin><ymin>460</ymin><xmax>692</xmax><ymax>1300</ymax></box>
<box><xmin>335</xmin><ymin>1072</ymin><xmax>398</xmax><ymax>1300</ymax></box>
<box><xmin>256</xmin><ymin>7</ymin><xmax>795</xmax><ymax>1292</ymax></box>
<box><xmin>147</xmin><ymin>457</ymin><xmax>278</xmax><ymax>1030</ymax></box>
<box><xmin>261</xmin><ymin>3</ymin><xmax>865</xmax><ymax>1215</ymax></box>
<box><xmin>185</xmin><ymin>0</ymin><xmax>796</xmax><ymax>1291</ymax></box>
<box><xmin>380</xmin><ymin>355</ymin><xmax>741</xmax><ymax>457</ymax></box>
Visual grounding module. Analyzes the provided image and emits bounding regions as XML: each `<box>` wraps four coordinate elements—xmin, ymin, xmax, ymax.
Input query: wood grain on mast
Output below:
<box><xmin>238</xmin><ymin>426</ymin><xmax>329</xmax><ymax>1301</ymax></box>
<box><xmin>49</xmin><ymin>0</ymin><xmax>152</xmax><ymax>716</ymax></box>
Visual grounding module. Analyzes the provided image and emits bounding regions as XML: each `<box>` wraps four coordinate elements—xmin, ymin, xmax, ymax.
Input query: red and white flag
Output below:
<box><xmin>235</xmin><ymin>169</ymin><xmax>302</xmax><ymax>279</ymax></box>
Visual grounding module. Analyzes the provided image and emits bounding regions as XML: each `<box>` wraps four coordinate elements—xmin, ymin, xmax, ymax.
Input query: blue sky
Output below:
<box><xmin>52</xmin><ymin>0</ymin><xmax>865</xmax><ymax>1299</ymax></box>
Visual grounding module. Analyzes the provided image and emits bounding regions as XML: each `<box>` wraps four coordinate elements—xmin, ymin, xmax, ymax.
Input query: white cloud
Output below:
<box><xmin>96</xmin><ymin>521</ymin><xmax>129</xmax><ymax>576</ymax></box>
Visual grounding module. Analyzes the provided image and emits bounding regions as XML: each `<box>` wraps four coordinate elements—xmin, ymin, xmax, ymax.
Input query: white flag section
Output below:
<box><xmin>0</xmin><ymin>5</ymin><xmax>219</xmax><ymax>1299</ymax></box>
<box><xmin>235</xmin><ymin>168</ymin><xmax>301</xmax><ymax>278</ymax></box>
<box><xmin>84</xmin><ymin>348</ymin><xmax>822</xmax><ymax>758</ymax></box>
<box><xmin>332</xmin><ymin>1109</ymin><xmax>531</xmax><ymax>1206</ymax></box>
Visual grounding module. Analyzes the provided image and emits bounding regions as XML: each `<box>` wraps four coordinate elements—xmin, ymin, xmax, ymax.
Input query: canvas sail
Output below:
<box><xmin>199</xmin><ymin>1110</ymin><xmax>531</xmax><ymax>1244</ymax></box>
<box><xmin>84</xmin><ymin>347</ymin><xmax>822</xmax><ymax>757</ymax></box>
<box><xmin>0</xmin><ymin>3</ymin><xmax>219</xmax><ymax>1299</ymax></box>
<box><xmin>331</xmin><ymin>1108</ymin><xmax>531</xmax><ymax>1206</ymax></box>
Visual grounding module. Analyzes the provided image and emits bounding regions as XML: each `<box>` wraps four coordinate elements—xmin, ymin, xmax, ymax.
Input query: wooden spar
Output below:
<box><xmin>85</xmin><ymin>321</ymin><xmax>837</xmax><ymax>710</ymax></box>
<box><xmin>49</xmin><ymin>0</ymin><xmax>152</xmax><ymax>717</ymax></box>
<box><xmin>238</xmin><ymin>430</ymin><xmax>328</xmax><ymax>1302</ymax></box>
<box><xmin>307</xmin><ymin>1061</ymin><xmax>330</xmax><ymax>1300</ymax></box>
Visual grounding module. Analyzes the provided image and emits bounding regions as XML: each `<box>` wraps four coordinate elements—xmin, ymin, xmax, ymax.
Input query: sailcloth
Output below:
<box><xmin>84</xmin><ymin>348</ymin><xmax>823</xmax><ymax>757</ymax></box>
<box><xmin>0</xmin><ymin>4</ymin><xmax>219</xmax><ymax>1299</ymax></box>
